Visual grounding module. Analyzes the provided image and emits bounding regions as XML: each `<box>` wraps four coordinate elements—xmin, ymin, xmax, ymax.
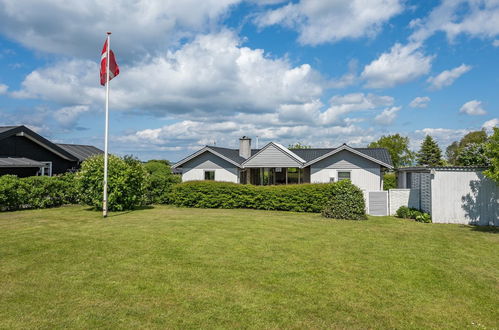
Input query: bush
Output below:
<box><xmin>321</xmin><ymin>180</ymin><xmax>367</xmax><ymax>220</ymax></box>
<box><xmin>0</xmin><ymin>173</ymin><xmax>79</xmax><ymax>211</ymax></box>
<box><xmin>77</xmin><ymin>155</ymin><xmax>149</xmax><ymax>211</ymax></box>
<box><xmin>169</xmin><ymin>180</ymin><xmax>367</xmax><ymax>219</ymax></box>
<box><xmin>143</xmin><ymin>160</ymin><xmax>181</xmax><ymax>204</ymax></box>
<box><xmin>383</xmin><ymin>172</ymin><xmax>396</xmax><ymax>190</ymax></box>
<box><xmin>395</xmin><ymin>206</ymin><xmax>431</xmax><ymax>223</ymax></box>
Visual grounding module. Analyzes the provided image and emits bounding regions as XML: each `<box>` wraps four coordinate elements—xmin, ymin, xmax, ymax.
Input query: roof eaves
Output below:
<box><xmin>304</xmin><ymin>144</ymin><xmax>394</xmax><ymax>169</ymax></box>
<box><xmin>172</xmin><ymin>146</ymin><xmax>242</xmax><ymax>169</ymax></box>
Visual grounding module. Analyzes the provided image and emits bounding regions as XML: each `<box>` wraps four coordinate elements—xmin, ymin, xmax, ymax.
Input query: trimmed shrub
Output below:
<box><xmin>321</xmin><ymin>180</ymin><xmax>367</xmax><ymax>220</ymax></box>
<box><xmin>77</xmin><ymin>155</ymin><xmax>149</xmax><ymax>211</ymax></box>
<box><xmin>0</xmin><ymin>175</ymin><xmax>29</xmax><ymax>211</ymax></box>
<box><xmin>0</xmin><ymin>173</ymin><xmax>79</xmax><ymax>211</ymax></box>
<box><xmin>395</xmin><ymin>206</ymin><xmax>432</xmax><ymax>223</ymax></box>
<box><xmin>169</xmin><ymin>180</ymin><xmax>367</xmax><ymax>218</ymax></box>
<box><xmin>144</xmin><ymin>160</ymin><xmax>181</xmax><ymax>204</ymax></box>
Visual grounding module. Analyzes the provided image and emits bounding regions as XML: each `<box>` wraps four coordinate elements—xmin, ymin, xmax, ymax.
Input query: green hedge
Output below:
<box><xmin>0</xmin><ymin>173</ymin><xmax>79</xmax><ymax>211</ymax></box>
<box><xmin>169</xmin><ymin>180</ymin><xmax>367</xmax><ymax>218</ymax></box>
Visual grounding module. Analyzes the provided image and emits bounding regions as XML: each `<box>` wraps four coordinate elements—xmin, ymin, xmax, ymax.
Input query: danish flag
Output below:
<box><xmin>100</xmin><ymin>38</ymin><xmax>119</xmax><ymax>86</ymax></box>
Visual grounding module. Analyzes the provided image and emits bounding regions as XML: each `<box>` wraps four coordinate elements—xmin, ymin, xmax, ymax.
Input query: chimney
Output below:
<box><xmin>239</xmin><ymin>136</ymin><xmax>251</xmax><ymax>159</ymax></box>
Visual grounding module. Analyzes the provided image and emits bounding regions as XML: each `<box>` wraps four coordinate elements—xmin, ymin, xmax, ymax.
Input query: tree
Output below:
<box><xmin>76</xmin><ymin>154</ymin><xmax>149</xmax><ymax>211</ymax></box>
<box><xmin>456</xmin><ymin>143</ymin><xmax>490</xmax><ymax>166</ymax></box>
<box><xmin>368</xmin><ymin>134</ymin><xmax>414</xmax><ymax>168</ymax></box>
<box><xmin>288</xmin><ymin>142</ymin><xmax>311</xmax><ymax>149</ymax></box>
<box><xmin>417</xmin><ymin>135</ymin><xmax>444</xmax><ymax>166</ymax></box>
<box><xmin>445</xmin><ymin>141</ymin><xmax>459</xmax><ymax>165</ymax></box>
<box><xmin>484</xmin><ymin>127</ymin><xmax>499</xmax><ymax>183</ymax></box>
<box><xmin>446</xmin><ymin>130</ymin><xmax>488</xmax><ymax>165</ymax></box>
<box><xmin>143</xmin><ymin>160</ymin><xmax>181</xmax><ymax>204</ymax></box>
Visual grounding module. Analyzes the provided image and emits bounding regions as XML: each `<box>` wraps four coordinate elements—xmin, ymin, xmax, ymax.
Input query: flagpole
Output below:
<box><xmin>103</xmin><ymin>32</ymin><xmax>111</xmax><ymax>218</ymax></box>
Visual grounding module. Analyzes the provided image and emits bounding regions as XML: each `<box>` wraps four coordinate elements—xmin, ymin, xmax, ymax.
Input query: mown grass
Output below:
<box><xmin>0</xmin><ymin>205</ymin><xmax>498</xmax><ymax>329</ymax></box>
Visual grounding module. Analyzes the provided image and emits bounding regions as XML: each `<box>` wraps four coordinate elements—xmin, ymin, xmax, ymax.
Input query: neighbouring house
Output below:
<box><xmin>397</xmin><ymin>166</ymin><xmax>498</xmax><ymax>226</ymax></box>
<box><xmin>0</xmin><ymin>125</ymin><xmax>103</xmax><ymax>177</ymax></box>
<box><xmin>172</xmin><ymin>137</ymin><xmax>393</xmax><ymax>191</ymax></box>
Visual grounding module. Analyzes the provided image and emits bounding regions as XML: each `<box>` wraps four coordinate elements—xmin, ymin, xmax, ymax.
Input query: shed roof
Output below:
<box><xmin>0</xmin><ymin>157</ymin><xmax>46</xmax><ymax>167</ymax></box>
<box><xmin>57</xmin><ymin>144</ymin><xmax>104</xmax><ymax>162</ymax></box>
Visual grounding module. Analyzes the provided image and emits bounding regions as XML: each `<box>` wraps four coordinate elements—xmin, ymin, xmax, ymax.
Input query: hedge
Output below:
<box><xmin>0</xmin><ymin>173</ymin><xmax>79</xmax><ymax>211</ymax></box>
<box><xmin>169</xmin><ymin>180</ymin><xmax>367</xmax><ymax>219</ymax></box>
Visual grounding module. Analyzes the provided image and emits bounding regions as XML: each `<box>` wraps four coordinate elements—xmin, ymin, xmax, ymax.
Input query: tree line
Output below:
<box><xmin>367</xmin><ymin>127</ymin><xmax>498</xmax><ymax>184</ymax></box>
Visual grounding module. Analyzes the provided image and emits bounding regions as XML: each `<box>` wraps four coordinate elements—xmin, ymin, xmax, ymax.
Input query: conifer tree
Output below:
<box><xmin>417</xmin><ymin>135</ymin><xmax>444</xmax><ymax>166</ymax></box>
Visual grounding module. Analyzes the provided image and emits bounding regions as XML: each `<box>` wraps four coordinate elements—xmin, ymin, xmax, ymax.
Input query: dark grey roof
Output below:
<box><xmin>0</xmin><ymin>157</ymin><xmax>46</xmax><ymax>167</ymax></box>
<box><xmin>290</xmin><ymin>149</ymin><xmax>333</xmax><ymax>162</ymax></box>
<box><xmin>204</xmin><ymin>145</ymin><xmax>393</xmax><ymax>167</ymax></box>
<box><xmin>209</xmin><ymin>146</ymin><xmax>247</xmax><ymax>164</ymax></box>
<box><xmin>57</xmin><ymin>144</ymin><xmax>104</xmax><ymax>162</ymax></box>
<box><xmin>0</xmin><ymin>126</ymin><xmax>17</xmax><ymax>134</ymax></box>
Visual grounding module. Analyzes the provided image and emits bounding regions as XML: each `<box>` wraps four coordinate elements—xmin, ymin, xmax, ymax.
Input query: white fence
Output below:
<box><xmin>363</xmin><ymin>189</ymin><xmax>420</xmax><ymax>216</ymax></box>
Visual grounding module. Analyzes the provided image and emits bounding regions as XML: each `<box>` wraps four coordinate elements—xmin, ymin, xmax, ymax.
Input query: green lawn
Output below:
<box><xmin>0</xmin><ymin>206</ymin><xmax>498</xmax><ymax>329</ymax></box>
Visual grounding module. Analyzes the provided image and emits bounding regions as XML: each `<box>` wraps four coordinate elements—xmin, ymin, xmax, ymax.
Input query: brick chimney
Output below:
<box><xmin>239</xmin><ymin>136</ymin><xmax>251</xmax><ymax>159</ymax></box>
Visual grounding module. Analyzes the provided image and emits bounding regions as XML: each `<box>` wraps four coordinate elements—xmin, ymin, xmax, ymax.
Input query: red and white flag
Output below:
<box><xmin>100</xmin><ymin>39</ymin><xmax>119</xmax><ymax>86</ymax></box>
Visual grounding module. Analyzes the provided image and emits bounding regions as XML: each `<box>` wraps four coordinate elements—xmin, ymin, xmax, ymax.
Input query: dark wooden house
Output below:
<box><xmin>0</xmin><ymin>126</ymin><xmax>103</xmax><ymax>177</ymax></box>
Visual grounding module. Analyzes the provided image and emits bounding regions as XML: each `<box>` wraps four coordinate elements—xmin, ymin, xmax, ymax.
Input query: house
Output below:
<box><xmin>0</xmin><ymin>125</ymin><xmax>103</xmax><ymax>177</ymax></box>
<box><xmin>172</xmin><ymin>137</ymin><xmax>393</xmax><ymax>191</ymax></box>
<box><xmin>397</xmin><ymin>166</ymin><xmax>498</xmax><ymax>226</ymax></box>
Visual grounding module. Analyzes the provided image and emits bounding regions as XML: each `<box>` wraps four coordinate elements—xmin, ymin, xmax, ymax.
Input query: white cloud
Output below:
<box><xmin>427</xmin><ymin>64</ymin><xmax>471</xmax><ymax>90</ymax></box>
<box><xmin>493</xmin><ymin>39</ymin><xmax>499</xmax><ymax>47</ymax></box>
<box><xmin>374</xmin><ymin>106</ymin><xmax>401</xmax><ymax>125</ymax></box>
<box><xmin>482</xmin><ymin>118</ymin><xmax>498</xmax><ymax>131</ymax></box>
<box><xmin>409</xmin><ymin>96</ymin><xmax>430</xmax><ymax>108</ymax></box>
<box><xmin>0</xmin><ymin>0</ymin><xmax>240</xmax><ymax>59</ymax></box>
<box><xmin>410</xmin><ymin>0</ymin><xmax>499</xmax><ymax>43</ymax></box>
<box><xmin>12</xmin><ymin>31</ymin><xmax>324</xmax><ymax>118</ymax></box>
<box><xmin>254</xmin><ymin>0</ymin><xmax>404</xmax><ymax>45</ymax></box>
<box><xmin>460</xmin><ymin>100</ymin><xmax>487</xmax><ymax>115</ymax></box>
<box><xmin>53</xmin><ymin>105</ymin><xmax>91</xmax><ymax>127</ymax></box>
<box><xmin>0</xmin><ymin>83</ymin><xmax>7</xmax><ymax>94</ymax></box>
<box><xmin>361</xmin><ymin>43</ymin><xmax>433</xmax><ymax>88</ymax></box>
<box><xmin>319</xmin><ymin>93</ymin><xmax>394</xmax><ymax>125</ymax></box>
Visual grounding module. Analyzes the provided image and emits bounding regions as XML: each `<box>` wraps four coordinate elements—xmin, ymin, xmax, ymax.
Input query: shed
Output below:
<box><xmin>397</xmin><ymin>167</ymin><xmax>498</xmax><ymax>226</ymax></box>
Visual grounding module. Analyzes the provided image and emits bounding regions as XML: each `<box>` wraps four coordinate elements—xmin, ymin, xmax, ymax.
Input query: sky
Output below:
<box><xmin>0</xmin><ymin>0</ymin><xmax>498</xmax><ymax>162</ymax></box>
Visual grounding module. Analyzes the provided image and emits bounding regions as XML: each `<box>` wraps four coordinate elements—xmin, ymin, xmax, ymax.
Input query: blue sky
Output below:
<box><xmin>0</xmin><ymin>0</ymin><xmax>498</xmax><ymax>161</ymax></box>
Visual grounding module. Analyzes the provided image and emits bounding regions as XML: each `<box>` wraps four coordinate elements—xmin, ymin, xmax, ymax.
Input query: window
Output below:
<box><xmin>204</xmin><ymin>170</ymin><xmax>215</xmax><ymax>181</ymax></box>
<box><xmin>337</xmin><ymin>171</ymin><xmax>351</xmax><ymax>181</ymax></box>
<box><xmin>38</xmin><ymin>161</ymin><xmax>52</xmax><ymax>176</ymax></box>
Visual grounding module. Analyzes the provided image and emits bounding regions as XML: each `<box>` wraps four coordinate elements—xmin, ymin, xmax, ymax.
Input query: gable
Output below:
<box><xmin>243</xmin><ymin>143</ymin><xmax>303</xmax><ymax>168</ymax></box>
<box><xmin>0</xmin><ymin>135</ymin><xmax>75</xmax><ymax>162</ymax></box>
<box><xmin>182</xmin><ymin>151</ymin><xmax>239</xmax><ymax>170</ymax></box>
<box><xmin>311</xmin><ymin>149</ymin><xmax>381</xmax><ymax>170</ymax></box>
<box><xmin>0</xmin><ymin>126</ymin><xmax>76</xmax><ymax>161</ymax></box>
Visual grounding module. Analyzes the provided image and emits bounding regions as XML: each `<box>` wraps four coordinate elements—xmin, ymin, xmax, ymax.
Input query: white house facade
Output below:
<box><xmin>173</xmin><ymin>137</ymin><xmax>393</xmax><ymax>192</ymax></box>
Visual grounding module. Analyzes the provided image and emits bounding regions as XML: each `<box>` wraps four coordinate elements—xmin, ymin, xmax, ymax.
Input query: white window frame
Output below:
<box><xmin>38</xmin><ymin>161</ymin><xmax>53</xmax><ymax>176</ymax></box>
<box><xmin>337</xmin><ymin>170</ymin><xmax>351</xmax><ymax>182</ymax></box>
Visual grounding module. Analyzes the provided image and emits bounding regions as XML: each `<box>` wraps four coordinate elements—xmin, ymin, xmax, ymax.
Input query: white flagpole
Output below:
<box><xmin>103</xmin><ymin>32</ymin><xmax>111</xmax><ymax>218</ymax></box>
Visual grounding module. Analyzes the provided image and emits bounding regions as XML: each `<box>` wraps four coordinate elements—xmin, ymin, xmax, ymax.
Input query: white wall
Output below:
<box><xmin>388</xmin><ymin>189</ymin><xmax>420</xmax><ymax>215</ymax></box>
<box><xmin>431</xmin><ymin>170</ymin><xmax>498</xmax><ymax>226</ymax></box>
<box><xmin>310</xmin><ymin>150</ymin><xmax>382</xmax><ymax>191</ymax></box>
<box><xmin>181</xmin><ymin>151</ymin><xmax>239</xmax><ymax>183</ymax></box>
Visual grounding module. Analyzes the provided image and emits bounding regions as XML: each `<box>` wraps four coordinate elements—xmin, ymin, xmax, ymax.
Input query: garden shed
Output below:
<box><xmin>397</xmin><ymin>167</ymin><xmax>498</xmax><ymax>226</ymax></box>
